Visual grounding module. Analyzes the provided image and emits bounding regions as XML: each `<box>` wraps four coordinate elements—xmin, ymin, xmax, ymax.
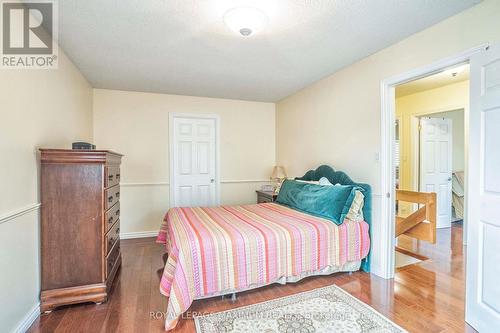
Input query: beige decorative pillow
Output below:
<box><xmin>345</xmin><ymin>190</ymin><xmax>365</xmax><ymax>222</ymax></box>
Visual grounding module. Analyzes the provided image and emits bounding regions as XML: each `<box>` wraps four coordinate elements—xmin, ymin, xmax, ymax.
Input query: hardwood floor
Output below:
<box><xmin>28</xmin><ymin>223</ymin><xmax>475</xmax><ymax>333</ymax></box>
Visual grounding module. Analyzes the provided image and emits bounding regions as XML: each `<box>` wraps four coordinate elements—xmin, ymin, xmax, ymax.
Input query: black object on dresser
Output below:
<box><xmin>72</xmin><ymin>142</ymin><xmax>96</xmax><ymax>150</ymax></box>
<box><xmin>256</xmin><ymin>190</ymin><xmax>278</xmax><ymax>203</ymax></box>
<box><xmin>39</xmin><ymin>149</ymin><xmax>122</xmax><ymax>313</ymax></box>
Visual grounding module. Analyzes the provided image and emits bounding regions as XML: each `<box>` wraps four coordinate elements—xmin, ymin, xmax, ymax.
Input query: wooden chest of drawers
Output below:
<box><xmin>39</xmin><ymin>149</ymin><xmax>123</xmax><ymax>312</ymax></box>
<box><xmin>256</xmin><ymin>190</ymin><xmax>278</xmax><ymax>203</ymax></box>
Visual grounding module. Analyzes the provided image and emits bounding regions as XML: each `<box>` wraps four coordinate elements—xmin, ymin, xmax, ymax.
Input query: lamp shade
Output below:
<box><xmin>271</xmin><ymin>166</ymin><xmax>287</xmax><ymax>179</ymax></box>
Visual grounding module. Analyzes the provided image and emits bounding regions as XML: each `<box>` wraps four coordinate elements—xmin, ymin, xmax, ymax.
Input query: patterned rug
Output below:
<box><xmin>194</xmin><ymin>285</ymin><xmax>406</xmax><ymax>333</ymax></box>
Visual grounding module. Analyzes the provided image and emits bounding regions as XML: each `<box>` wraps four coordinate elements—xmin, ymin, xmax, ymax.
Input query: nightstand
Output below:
<box><xmin>256</xmin><ymin>190</ymin><xmax>278</xmax><ymax>203</ymax></box>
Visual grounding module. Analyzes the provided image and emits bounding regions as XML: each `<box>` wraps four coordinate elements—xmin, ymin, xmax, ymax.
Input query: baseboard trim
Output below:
<box><xmin>0</xmin><ymin>203</ymin><xmax>41</xmax><ymax>225</ymax></box>
<box><xmin>12</xmin><ymin>302</ymin><xmax>40</xmax><ymax>333</ymax></box>
<box><xmin>120</xmin><ymin>231</ymin><xmax>158</xmax><ymax>239</ymax></box>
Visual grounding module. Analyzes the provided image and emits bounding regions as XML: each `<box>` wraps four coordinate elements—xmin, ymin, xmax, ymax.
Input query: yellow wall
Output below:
<box><xmin>395</xmin><ymin>81</ymin><xmax>468</xmax><ymax>216</ymax></box>
<box><xmin>0</xmin><ymin>50</ymin><xmax>93</xmax><ymax>331</ymax></box>
<box><xmin>396</xmin><ymin>80</ymin><xmax>468</xmax><ymax>191</ymax></box>
<box><xmin>276</xmin><ymin>0</ymin><xmax>500</xmax><ymax>275</ymax></box>
<box><xmin>93</xmin><ymin>89</ymin><xmax>276</xmax><ymax>235</ymax></box>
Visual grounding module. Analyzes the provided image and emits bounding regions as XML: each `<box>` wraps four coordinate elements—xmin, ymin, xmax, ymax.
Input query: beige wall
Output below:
<box><xmin>93</xmin><ymin>89</ymin><xmax>275</xmax><ymax>235</ymax></box>
<box><xmin>396</xmin><ymin>80</ymin><xmax>468</xmax><ymax>191</ymax></box>
<box><xmin>0</xmin><ymin>50</ymin><xmax>93</xmax><ymax>331</ymax></box>
<box><xmin>276</xmin><ymin>0</ymin><xmax>500</xmax><ymax>275</ymax></box>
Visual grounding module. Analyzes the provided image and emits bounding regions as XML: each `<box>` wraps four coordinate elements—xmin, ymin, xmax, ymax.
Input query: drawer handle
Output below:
<box><xmin>116</xmin><ymin>227</ymin><xmax>120</xmax><ymax>235</ymax></box>
<box><xmin>108</xmin><ymin>216</ymin><xmax>114</xmax><ymax>224</ymax></box>
<box><xmin>108</xmin><ymin>174</ymin><xmax>114</xmax><ymax>181</ymax></box>
<box><xmin>108</xmin><ymin>195</ymin><xmax>113</xmax><ymax>203</ymax></box>
<box><xmin>116</xmin><ymin>174</ymin><xmax>121</xmax><ymax>180</ymax></box>
<box><xmin>116</xmin><ymin>209</ymin><xmax>120</xmax><ymax>216</ymax></box>
<box><xmin>116</xmin><ymin>192</ymin><xmax>120</xmax><ymax>198</ymax></box>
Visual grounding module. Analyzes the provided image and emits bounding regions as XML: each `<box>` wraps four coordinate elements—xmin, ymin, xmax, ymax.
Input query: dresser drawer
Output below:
<box><xmin>105</xmin><ymin>202</ymin><xmax>120</xmax><ymax>232</ymax></box>
<box><xmin>105</xmin><ymin>167</ymin><xmax>120</xmax><ymax>188</ymax></box>
<box><xmin>256</xmin><ymin>191</ymin><xmax>277</xmax><ymax>203</ymax></box>
<box><xmin>105</xmin><ymin>220</ymin><xmax>120</xmax><ymax>256</ymax></box>
<box><xmin>257</xmin><ymin>196</ymin><xmax>272</xmax><ymax>203</ymax></box>
<box><xmin>106</xmin><ymin>240</ymin><xmax>120</xmax><ymax>279</ymax></box>
<box><xmin>105</xmin><ymin>186</ymin><xmax>120</xmax><ymax>210</ymax></box>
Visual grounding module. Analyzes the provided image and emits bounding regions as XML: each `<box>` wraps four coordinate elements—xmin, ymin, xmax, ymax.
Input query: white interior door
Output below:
<box><xmin>170</xmin><ymin>114</ymin><xmax>218</xmax><ymax>207</ymax></box>
<box><xmin>420</xmin><ymin>117</ymin><xmax>453</xmax><ymax>228</ymax></box>
<box><xmin>466</xmin><ymin>44</ymin><xmax>500</xmax><ymax>332</ymax></box>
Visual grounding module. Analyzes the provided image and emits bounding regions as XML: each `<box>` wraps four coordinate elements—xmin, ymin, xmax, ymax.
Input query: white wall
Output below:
<box><xmin>0</xmin><ymin>50</ymin><xmax>93</xmax><ymax>331</ymax></box>
<box><xmin>93</xmin><ymin>89</ymin><xmax>276</xmax><ymax>236</ymax></box>
<box><xmin>276</xmin><ymin>0</ymin><xmax>500</xmax><ymax>276</ymax></box>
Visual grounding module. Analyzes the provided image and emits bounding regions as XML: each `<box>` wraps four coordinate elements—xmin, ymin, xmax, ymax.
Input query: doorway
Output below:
<box><xmin>417</xmin><ymin>111</ymin><xmax>465</xmax><ymax>226</ymax></box>
<box><xmin>378</xmin><ymin>45</ymin><xmax>488</xmax><ymax>279</ymax></box>
<box><xmin>380</xmin><ymin>43</ymin><xmax>500</xmax><ymax>332</ymax></box>
<box><xmin>393</xmin><ymin>68</ymin><xmax>467</xmax><ymax>269</ymax></box>
<box><xmin>169</xmin><ymin>113</ymin><xmax>220</xmax><ymax>207</ymax></box>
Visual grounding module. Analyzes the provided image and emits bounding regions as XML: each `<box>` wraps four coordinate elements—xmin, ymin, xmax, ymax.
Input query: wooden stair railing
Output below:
<box><xmin>396</xmin><ymin>190</ymin><xmax>437</xmax><ymax>244</ymax></box>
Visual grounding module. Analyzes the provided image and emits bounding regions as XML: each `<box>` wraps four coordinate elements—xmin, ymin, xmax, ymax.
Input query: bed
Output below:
<box><xmin>156</xmin><ymin>165</ymin><xmax>372</xmax><ymax>330</ymax></box>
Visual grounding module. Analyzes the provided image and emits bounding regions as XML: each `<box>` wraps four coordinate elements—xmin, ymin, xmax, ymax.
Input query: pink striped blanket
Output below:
<box><xmin>156</xmin><ymin>202</ymin><xmax>370</xmax><ymax>330</ymax></box>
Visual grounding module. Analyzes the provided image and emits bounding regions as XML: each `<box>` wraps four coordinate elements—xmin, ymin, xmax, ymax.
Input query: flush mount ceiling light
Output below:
<box><xmin>223</xmin><ymin>7</ymin><xmax>268</xmax><ymax>37</ymax></box>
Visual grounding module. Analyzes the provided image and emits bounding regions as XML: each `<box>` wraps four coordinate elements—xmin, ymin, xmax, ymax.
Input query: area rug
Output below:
<box><xmin>194</xmin><ymin>284</ymin><xmax>407</xmax><ymax>333</ymax></box>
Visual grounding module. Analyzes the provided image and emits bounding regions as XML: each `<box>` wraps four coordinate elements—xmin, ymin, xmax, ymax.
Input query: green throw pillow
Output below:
<box><xmin>276</xmin><ymin>179</ymin><xmax>361</xmax><ymax>225</ymax></box>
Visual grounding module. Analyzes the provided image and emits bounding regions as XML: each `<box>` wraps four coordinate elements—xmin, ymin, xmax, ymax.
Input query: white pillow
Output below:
<box><xmin>295</xmin><ymin>179</ymin><xmax>320</xmax><ymax>185</ymax></box>
<box><xmin>296</xmin><ymin>177</ymin><xmax>334</xmax><ymax>186</ymax></box>
<box><xmin>345</xmin><ymin>190</ymin><xmax>365</xmax><ymax>222</ymax></box>
<box><xmin>318</xmin><ymin>177</ymin><xmax>334</xmax><ymax>186</ymax></box>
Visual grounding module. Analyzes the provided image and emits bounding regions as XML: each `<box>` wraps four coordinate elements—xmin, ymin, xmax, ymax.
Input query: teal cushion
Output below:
<box><xmin>276</xmin><ymin>179</ymin><xmax>359</xmax><ymax>225</ymax></box>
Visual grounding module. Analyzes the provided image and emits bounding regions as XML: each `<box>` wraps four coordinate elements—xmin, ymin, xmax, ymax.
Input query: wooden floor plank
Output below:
<box><xmin>29</xmin><ymin>223</ymin><xmax>475</xmax><ymax>332</ymax></box>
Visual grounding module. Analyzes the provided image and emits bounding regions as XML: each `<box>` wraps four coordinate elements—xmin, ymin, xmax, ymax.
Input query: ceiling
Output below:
<box><xmin>54</xmin><ymin>0</ymin><xmax>480</xmax><ymax>102</ymax></box>
<box><xmin>396</xmin><ymin>64</ymin><xmax>470</xmax><ymax>97</ymax></box>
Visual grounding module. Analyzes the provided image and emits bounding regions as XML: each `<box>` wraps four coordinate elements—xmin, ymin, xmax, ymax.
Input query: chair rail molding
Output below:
<box><xmin>0</xmin><ymin>203</ymin><xmax>41</xmax><ymax>225</ymax></box>
<box><xmin>120</xmin><ymin>179</ymin><xmax>269</xmax><ymax>187</ymax></box>
<box><xmin>120</xmin><ymin>230</ymin><xmax>159</xmax><ymax>239</ymax></box>
<box><xmin>221</xmin><ymin>179</ymin><xmax>269</xmax><ymax>183</ymax></box>
<box><xmin>120</xmin><ymin>182</ymin><xmax>169</xmax><ymax>187</ymax></box>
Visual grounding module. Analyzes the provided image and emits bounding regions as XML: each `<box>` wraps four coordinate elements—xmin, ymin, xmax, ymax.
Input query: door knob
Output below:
<box><xmin>210</xmin><ymin>179</ymin><xmax>215</xmax><ymax>183</ymax></box>
<box><xmin>447</xmin><ymin>177</ymin><xmax>452</xmax><ymax>181</ymax></box>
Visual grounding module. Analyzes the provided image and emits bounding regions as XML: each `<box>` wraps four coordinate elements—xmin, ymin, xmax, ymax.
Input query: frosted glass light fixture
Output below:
<box><xmin>223</xmin><ymin>7</ymin><xmax>268</xmax><ymax>37</ymax></box>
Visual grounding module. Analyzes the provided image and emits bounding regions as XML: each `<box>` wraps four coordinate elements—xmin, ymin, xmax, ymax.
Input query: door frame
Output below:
<box><xmin>169</xmin><ymin>112</ymin><xmax>221</xmax><ymax>208</ymax></box>
<box><xmin>419</xmin><ymin>117</ymin><xmax>453</xmax><ymax>229</ymax></box>
<box><xmin>411</xmin><ymin>110</ymin><xmax>466</xmax><ymax>226</ymax></box>
<box><xmin>410</xmin><ymin>108</ymin><xmax>466</xmax><ymax>193</ymax></box>
<box><xmin>378</xmin><ymin>43</ymin><xmax>488</xmax><ymax>279</ymax></box>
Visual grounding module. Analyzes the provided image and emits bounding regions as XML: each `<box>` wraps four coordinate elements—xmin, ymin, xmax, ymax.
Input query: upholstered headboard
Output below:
<box><xmin>295</xmin><ymin>165</ymin><xmax>372</xmax><ymax>272</ymax></box>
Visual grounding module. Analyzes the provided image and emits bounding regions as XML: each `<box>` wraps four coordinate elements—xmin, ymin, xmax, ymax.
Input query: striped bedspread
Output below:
<box><xmin>156</xmin><ymin>202</ymin><xmax>370</xmax><ymax>330</ymax></box>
